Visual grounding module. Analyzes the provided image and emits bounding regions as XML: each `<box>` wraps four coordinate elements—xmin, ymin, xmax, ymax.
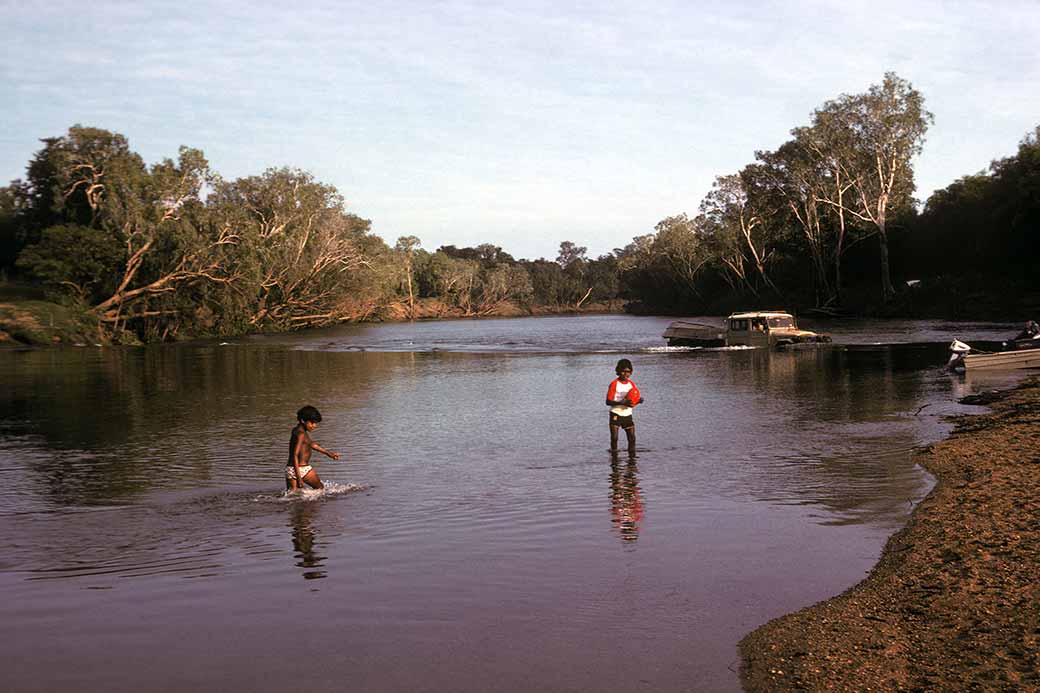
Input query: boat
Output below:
<box><xmin>663</xmin><ymin>311</ymin><xmax>830</xmax><ymax>349</ymax></box>
<box><xmin>948</xmin><ymin>327</ymin><xmax>1040</xmax><ymax>371</ymax></box>
<box><xmin>661</xmin><ymin>320</ymin><xmax>726</xmax><ymax>348</ymax></box>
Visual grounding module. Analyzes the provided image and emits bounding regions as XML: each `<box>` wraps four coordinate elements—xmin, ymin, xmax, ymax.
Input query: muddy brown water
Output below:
<box><xmin>0</xmin><ymin>315</ymin><xmax>1027</xmax><ymax>692</ymax></box>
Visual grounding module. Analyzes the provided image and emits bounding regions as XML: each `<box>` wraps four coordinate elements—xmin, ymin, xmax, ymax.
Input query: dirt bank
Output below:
<box><xmin>0</xmin><ymin>295</ymin><xmax>627</xmax><ymax>347</ymax></box>
<box><xmin>740</xmin><ymin>376</ymin><xmax>1040</xmax><ymax>691</ymax></box>
<box><xmin>0</xmin><ymin>300</ymin><xmax>101</xmax><ymax>346</ymax></box>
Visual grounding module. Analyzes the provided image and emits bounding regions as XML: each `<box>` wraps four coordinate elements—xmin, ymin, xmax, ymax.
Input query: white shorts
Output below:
<box><xmin>285</xmin><ymin>465</ymin><xmax>313</xmax><ymax>481</ymax></box>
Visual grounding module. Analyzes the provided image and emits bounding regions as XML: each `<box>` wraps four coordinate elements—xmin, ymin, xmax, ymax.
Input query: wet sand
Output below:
<box><xmin>741</xmin><ymin>376</ymin><xmax>1040</xmax><ymax>691</ymax></box>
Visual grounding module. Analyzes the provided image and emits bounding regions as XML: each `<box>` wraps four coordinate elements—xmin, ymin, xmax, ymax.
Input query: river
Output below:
<box><xmin>0</xmin><ymin>314</ymin><xmax>1027</xmax><ymax>692</ymax></box>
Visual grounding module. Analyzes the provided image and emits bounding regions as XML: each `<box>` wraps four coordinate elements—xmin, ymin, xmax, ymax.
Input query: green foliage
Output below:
<box><xmin>13</xmin><ymin>100</ymin><xmax>1029</xmax><ymax>337</ymax></box>
<box><xmin>426</xmin><ymin>251</ymin><xmax>481</xmax><ymax>313</ymax></box>
<box><xmin>556</xmin><ymin>241</ymin><xmax>586</xmax><ymax>268</ymax></box>
<box><xmin>521</xmin><ymin>258</ymin><xmax>568</xmax><ymax>306</ymax></box>
<box><xmin>909</xmin><ymin>125</ymin><xmax>1040</xmax><ymax>286</ymax></box>
<box><xmin>7</xmin><ymin>127</ymin><xmax>397</xmax><ymax>340</ymax></box>
<box><xmin>206</xmin><ymin>167</ymin><xmax>380</xmax><ymax>330</ymax></box>
<box><xmin>0</xmin><ymin>185</ymin><xmax>22</xmax><ymax>269</ymax></box>
<box><xmin>616</xmin><ymin>72</ymin><xmax>935</xmax><ymax>313</ymax></box>
<box><xmin>23</xmin><ymin>126</ymin><xmax>144</xmax><ymax>233</ymax></box>
<box><xmin>437</xmin><ymin>243</ymin><xmax>516</xmax><ymax>268</ymax></box>
<box><xmin>0</xmin><ymin>299</ymin><xmax>100</xmax><ymax>345</ymax></box>
<box><xmin>15</xmin><ymin>224</ymin><xmax>123</xmax><ymax>302</ymax></box>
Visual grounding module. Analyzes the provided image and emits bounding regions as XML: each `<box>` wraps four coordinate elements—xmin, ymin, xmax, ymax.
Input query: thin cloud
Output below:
<box><xmin>1</xmin><ymin>0</ymin><xmax>1038</xmax><ymax>258</ymax></box>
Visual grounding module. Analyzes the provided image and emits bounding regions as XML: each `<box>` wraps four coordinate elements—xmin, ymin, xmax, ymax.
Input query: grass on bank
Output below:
<box><xmin>0</xmin><ymin>298</ymin><xmax>100</xmax><ymax>346</ymax></box>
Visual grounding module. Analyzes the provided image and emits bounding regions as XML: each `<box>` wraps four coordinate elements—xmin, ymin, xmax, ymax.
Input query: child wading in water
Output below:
<box><xmin>286</xmin><ymin>405</ymin><xmax>339</xmax><ymax>491</ymax></box>
<box><xmin>606</xmin><ymin>358</ymin><xmax>644</xmax><ymax>453</ymax></box>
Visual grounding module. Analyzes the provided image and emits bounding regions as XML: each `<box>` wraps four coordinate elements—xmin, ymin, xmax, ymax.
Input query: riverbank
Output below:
<box><xmin>0</xmin><ymin>294</ymin><xmax>625</xmax><ymax>347</ymax></box>
<box><xmin>0</xmin><ymin>300</ymin><xmax>100</xmax><ymax>346</ymax></box>
<box><xmin>740</xmin><ymin>375</ymin><xmax>1040</xmax><ymax>691</ymax></box>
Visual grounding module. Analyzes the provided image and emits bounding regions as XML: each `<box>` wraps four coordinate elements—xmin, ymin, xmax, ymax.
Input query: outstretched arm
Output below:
<box><xmin>311</xmin><ymin>440</ymin><xmax>339</xmax><ymax>460</ymax></box>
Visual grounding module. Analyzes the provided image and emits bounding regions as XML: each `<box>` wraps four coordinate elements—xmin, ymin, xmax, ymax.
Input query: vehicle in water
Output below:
<box><xmin>948</xmin><ymin>320</ymin><xmax>1040</xmax><ymax>371</ymax></box>
<box><xmin>662</xmin><ymin>311</ymin><xmax>831</xmax><ymax>349</ymax></box>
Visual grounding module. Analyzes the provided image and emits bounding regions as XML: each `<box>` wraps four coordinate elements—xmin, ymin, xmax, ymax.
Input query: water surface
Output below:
<box><xmin>0</xmin><ymin>315</ymin><xmax>1026</xmax><ymax>692</ymax></box>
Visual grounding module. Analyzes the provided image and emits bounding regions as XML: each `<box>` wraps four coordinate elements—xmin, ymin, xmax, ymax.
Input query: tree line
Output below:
<box><xmin>0</xmin><ymin>127</ymin><xmax>625</xmax><ymax>341</ymax></box>
<box><xmin>904</xmin><ymin>126</ymin><xmax>1039</xmax><ymax>286</ymax></box>
<box><xmin>1</xmin><ymin>73</ymin><xmax>1035</xmax><ymax>342</ymax></box>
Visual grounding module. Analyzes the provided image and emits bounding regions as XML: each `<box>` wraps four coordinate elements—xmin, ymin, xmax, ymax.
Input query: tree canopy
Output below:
<box><xmin>4</xmin><ymin>79</ymin><xmax>1035</xmax><ymax>340</ymax></box>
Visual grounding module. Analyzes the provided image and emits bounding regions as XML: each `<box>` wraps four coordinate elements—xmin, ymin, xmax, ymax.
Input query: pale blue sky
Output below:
<box><xmin>2</xmin><ymin>0</ymin><xmax>1038</xmax><ymax>259</ymax></box>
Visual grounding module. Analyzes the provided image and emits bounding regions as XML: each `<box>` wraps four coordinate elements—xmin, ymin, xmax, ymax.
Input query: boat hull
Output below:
<box><xmin>963</xmin><ymin>348</ymin><xmax>1040</xmax><ymax>371</ymax></box>
<box><xmin>662</xmin><ymin>321</ymin><xmax>725</xmax><ymax>347</ymax></box>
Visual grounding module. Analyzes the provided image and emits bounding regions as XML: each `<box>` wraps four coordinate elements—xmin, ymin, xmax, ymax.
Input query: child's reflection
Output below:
<box><xmin>289</xmin><ymin>502</ymin><xmax>328</xmax><ymax>580</ymax></box>
<box><xmin>609</xmin><ymin>453</ymin><xmax>644</xmax><ymax>542</ymax></box>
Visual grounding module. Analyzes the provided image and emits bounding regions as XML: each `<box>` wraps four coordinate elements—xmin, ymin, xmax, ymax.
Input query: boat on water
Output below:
<box><xmin>948</xmin><ymin>321</ymin><xmax>1040</xmax><ymax>371</ymax></box>
<box><xmin>663</xmin><ymin>311</ymin><xmax>830</xmax><ymax>349</ymax></box>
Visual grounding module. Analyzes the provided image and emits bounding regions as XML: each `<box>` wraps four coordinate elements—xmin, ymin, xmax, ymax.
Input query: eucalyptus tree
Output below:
<box><xmin>813</xmin><ymin>73</ymin><xmax>933</xmax><ymax>299</ymax></box>
<box><xmin>18</xmin><ymin>126</ymin><xmax>139</xmax><ymax>233</ymax></box>
<box><xmin>553</xmin><ymin>240</ymin><xmax>592</xmax><ymax>305</ymax></box>
<box><xmin>787</xmin><ymin>117</ymin><xmax>863</xmax><ymax>302</ymax></box>
<box><xmin>478</xmin><ymin>264</ymin><xmax>534</xmax><ymax>312</ymax></box>
<box><xmin>207</xmin><ymin>168</ymin><xmax>373</xmax><ymax>330</ymax></box>
<box><xmin>700</xmin><ymin>174</ymin><xmax>780</xmax><ymax>297</ymax></box>
<box><xmin>521</xmin><ymin>258</ymin><xmax>574</xmax><ymax>306</ymax></box>
<box><xmin>394</xmin><ymin>235</ymin><xmax>422</xmax><ymax>317</ymax></box>
<box><xmin>584</xmin><ymin>254</ymin><xmax>621</xmax><ymax>305</ymax></box>
<box><xmin>698</xmin><ymin>210</ymin><xmax>755</xmax><ymax>297</ymax></box>
<box><xmin>427</xmin><ymin>251</ymin><xmax>481</xmax><ymax>314</ymax></box>
<box><xmin>556</xmin><ymin>240</ymin><xmax>587</xmax><ymax>268</ymax></box>
<box><xmin>473</xmin><ymin>243</ymin><xmax>515</xmax><ymax>267</ymax></box>
<box><xmin>652</xmin><ymin>213</ymin><xmax>710</xmax><ymax>302</ymax></box>
<box><xmin>15</xmin><ymin>223</ymin><xmax>123</xmax><ymax>302</ymax></box>
<box><xmin>436</xmin><ymin>244</ymin><xmax>514</xmax><ymax>268</ymax></box>
<box><xmin>615</xmin><ymin>234</ymin><xmax>678</xmax><ymax>308</ymax></box>
<box><xmin>752</xmin><ymin>142</ymin><xmax>834</xmax><ymax>304</ymax></box>
<box><xmin>615</xmin><ymin>234</ymin><xmax>656</xmax><ymax>276</ymax></box>
<box><xmin>89</xmin><ymin>146</ymin><xmax>237</xmax><ymax>335</ymax></box>
<box><xmin>14</xmin><ymin>127</ymin><xmax>241</xmax><ymax>338</ymax></box>
<box><xmin>11</xmin><ymin>128</ymin><xmax>138</xmax><ymax>290</ymax></box>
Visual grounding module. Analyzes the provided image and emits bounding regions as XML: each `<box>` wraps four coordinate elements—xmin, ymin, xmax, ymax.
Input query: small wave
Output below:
<box><xmin>270</xmin><ymin>481</ymin><xmax>366</xmax><ymax>503</ymax></box>
<box><xmin>643</xmin><ymin>345</ymin><xmax>701</xmax><ymax>352</ymax></box>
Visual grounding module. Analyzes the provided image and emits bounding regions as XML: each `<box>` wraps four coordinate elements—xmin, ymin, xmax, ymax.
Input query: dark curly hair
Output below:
<box><xmin>296</xmin><ymin>405</ymin><xmax>323</xmax><ymax>423</ymax></box>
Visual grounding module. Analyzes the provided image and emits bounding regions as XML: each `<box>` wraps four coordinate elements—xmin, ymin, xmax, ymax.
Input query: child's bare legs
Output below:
<box><xmin>610</xmin><ymin>419</ymin><xmax>637</xmax><ymax>452</ymax></box>
<box><xmin>301</xmin><ymin>469</ymin><xmax>324</xmax><ymax>490</ymax></box>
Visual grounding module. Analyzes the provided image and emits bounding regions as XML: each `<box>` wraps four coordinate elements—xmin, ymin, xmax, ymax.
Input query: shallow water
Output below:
<box><xmin>0</xmin><ymin>315</ymin><xmax>1027</xmax><ymax>692</ymax></box>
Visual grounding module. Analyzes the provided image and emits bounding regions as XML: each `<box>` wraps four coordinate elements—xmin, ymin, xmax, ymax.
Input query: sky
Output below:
<box><xmin>2</xmin><ymin>1</ymin><xmax>1039</xmax><ymax>260</ymax></box>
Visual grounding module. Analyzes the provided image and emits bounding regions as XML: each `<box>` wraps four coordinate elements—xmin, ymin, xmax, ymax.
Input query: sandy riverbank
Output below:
<box><xmin>741</xmin><ymin>375</ymin><xmax>1040</xmax><ymax>691</ymax></box>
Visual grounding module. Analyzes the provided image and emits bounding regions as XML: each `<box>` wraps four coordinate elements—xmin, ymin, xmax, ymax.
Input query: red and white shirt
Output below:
<box><xmin>607</xmin><ymin>378</ymin><xmax>641</xmax><ymax>417</ymax></box>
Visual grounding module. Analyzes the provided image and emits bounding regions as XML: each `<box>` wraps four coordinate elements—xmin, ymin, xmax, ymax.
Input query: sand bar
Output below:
<box><xmin>741</xmin><ymin>376</ymin><xmax>1040</xmax><ymax>691</ymax></box>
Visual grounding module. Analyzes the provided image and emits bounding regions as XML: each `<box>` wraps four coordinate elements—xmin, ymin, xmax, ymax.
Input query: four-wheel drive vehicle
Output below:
<box><xmin>662</xmin><ymin>311</ymin><xmax>830</xmax><ymax>349</ymax></box>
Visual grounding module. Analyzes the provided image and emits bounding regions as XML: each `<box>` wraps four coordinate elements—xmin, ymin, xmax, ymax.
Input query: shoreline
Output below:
<box><xmin>740</xmin><ymin>375</ymin><xmax>1040</xmax><ymax>691</ymax></box>
<box><xmin>0</xmin><ymin>298</ymin><xmax>627</xmax><ymax>347</ymax></box>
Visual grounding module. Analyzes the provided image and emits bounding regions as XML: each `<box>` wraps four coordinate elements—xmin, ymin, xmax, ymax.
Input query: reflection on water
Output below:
<box><xmin>289</xmin><ymin>501</ymin><xmax>327</xmax><ymax>580</ymax></box>
<box><xmin>0</xmin><ymin>315</ymin><xmax>1027</xmax><ymax>693</ymax></box>
<box><xmin>609</xmin><ymin>453</ymin><xmax>643</xmax><ymax>542</ymax></box>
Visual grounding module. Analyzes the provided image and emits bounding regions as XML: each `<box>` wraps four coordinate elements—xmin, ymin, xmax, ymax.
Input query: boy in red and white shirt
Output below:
<box><xmin>606</xmin><ymin>358</ymin><xmax>643</xmax><ymax>453</ymax></box>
